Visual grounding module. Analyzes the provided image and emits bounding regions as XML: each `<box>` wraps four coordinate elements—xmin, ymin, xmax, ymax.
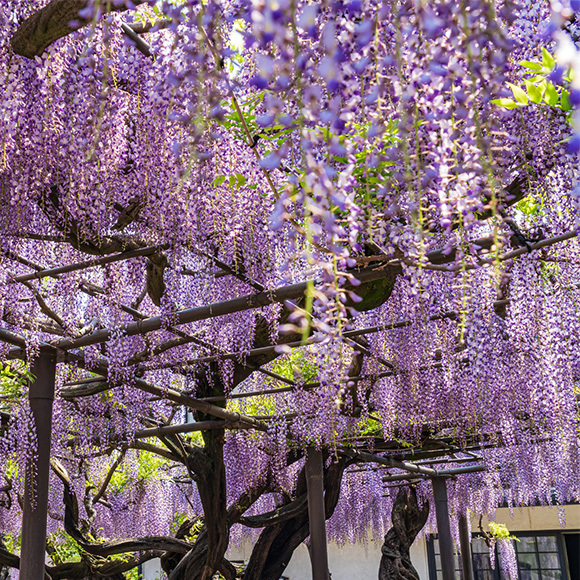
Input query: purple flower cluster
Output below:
<box><xmin>0</xmin><ymin>0</ymin><xmax>578</xmax><ymax>569</ymax></box>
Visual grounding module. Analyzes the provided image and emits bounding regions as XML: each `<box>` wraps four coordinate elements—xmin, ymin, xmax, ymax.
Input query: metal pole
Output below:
<box><xmin>20</xmin><ymin>352</ymin><xmax>57</xmax><ymax>580</ymax></box>
<box><xmin>305</xmin><ymin>447</ymin><xmax>329</xmax><ymax>580</ymax></box>
<box><xmin>458</xmin><ymin>514</ymin><xmax>475</xmax><ymax>580</ymax></box>
<box><xmin>432</xmin><ymin>477</ymin><xmax>457</xmax><ymax>580</ymax></box>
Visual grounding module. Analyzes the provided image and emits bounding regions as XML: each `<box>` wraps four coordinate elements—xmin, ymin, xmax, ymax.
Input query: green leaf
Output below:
<box><xmin>490</xmin><ymin>98</ymin><xmax>520</xmax><ymax>110</ymax></box>
<box><xmin>544</xmin><ymin>82</ymin><xmax>559</xmax><ymax>106</ymax></box>
<box><xmin>241</xmin><ymin>90</ymin><xmax>266</xmax><ymax>113</ymax></box>
<box><xmin>527</xmin><ymin>74</ymin><xmax>546</xmax><ymax>83</ymax></box>
<box><xmin>542</xmin><ymin>48</ymin><xmax>555</xmax><ymax>70</ymax></box>
<box><xmin>489</xmin><ymin>522</ymin><xmax>519</xmax><ymax>541</ymax></box>
<box><xmin>507</xmin><ymin>82</ymin><xmax>529</xmax><ymax>105</ymax></box>
<box><xmin>516</xmin><ymin>197</ymin><xmax>539</xmax><ymax>216</ymax></box>
<box><xmin>520</xmin><ymin>60</ymin><xmax>544</xmax><ymax>71</ymax></box>
<box><xmin>561</xmin><ymin>89</ymin><xmax>573</xmax><ymax>111</ymax></box>
<box><xmin>525</xmin><ymin>80</ymin><xmax>543</xmax><ymax>104</ymax></box>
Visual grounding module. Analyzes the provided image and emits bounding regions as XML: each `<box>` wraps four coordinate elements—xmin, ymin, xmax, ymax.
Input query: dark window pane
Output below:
<box><xmin>473</xmin><ymin>554</ymin><xmax>492</xmax><ymax>570</ymax></box>
<box><xmin>542</xmin><ymin>572</ymin><xmax>562</xmax><ymax>580</ymax></box>
<box><xmin>537</xmin><ymin>536</ymin><xmax>557</xmax><ymax>552</ymax></box>
<box><xmin>518</xmin><ymin>537</ymin><xmax>537</xmax><ymax>553</ymax></box>
<box><xmin>539</xmin><ymin>552</ymin><xmax>560</xmax><ymax>569</ymax></box>
<box><xmin>565</xmin><ymin>534</ymin><xmax>580</xmax><ymax>580</ymax></box>
<box><xmin>518</xmin><ymin>552</ymin><xmax>539</xmax><ymax>568</ymax></box>
<box><xmin>475</xmin><ymin>571</ymin><xmax>496</xmax><ymax>580</ymax></box>
<box><xmin>472</xmin><ymin>538</ymin><xmax>489</xmax><ymax>554</ymax></box>
<box><xmin>520</xmin><ymin>573</ymin><xmax>541</xmax><ymax>580</ymax></box>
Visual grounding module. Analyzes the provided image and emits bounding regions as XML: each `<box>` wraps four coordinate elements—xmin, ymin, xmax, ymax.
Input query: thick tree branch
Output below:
<box><xmin>238</xmin><ymin>494</ymin><xmax>308</xmax><ymax>528</ymax></box>
<box><xmin>129</xmin><ymin>440</ymin><xmax>182</xmax><ymax>462</ymax></box>
<box><xmin>10</xmin><ymin>0</ymin><xmax>146</xmax><ymax>59</ymax></box>
<box><xmin>50</xmin><ymin>458</ymin><xmax>193</xmax><ymax>558</ymax></box>
<box><xmin>21</xmin><ymin>279</ymin><xmax>66</xmax><ymax>329</ymax></box>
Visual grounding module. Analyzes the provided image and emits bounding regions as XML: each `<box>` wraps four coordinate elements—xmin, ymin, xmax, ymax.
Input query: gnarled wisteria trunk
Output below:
<box><xmin>167</xmin><ymin>430</ymin><xmax>230</xmax><ymax>580</ymax></box>
<box><xmin>378</xmin><ymin>488</ymin><xmax>430</xmax><ymax>580</ymax></box>
<box><xmin>162</xmin><ymin>366</ymin><xmax>232</xmax><ymax>580</ymax></box>
<box><xmin>243</xmin><ymin>456</ymin><xmax>349</xmax><ymax>580</ymax></box>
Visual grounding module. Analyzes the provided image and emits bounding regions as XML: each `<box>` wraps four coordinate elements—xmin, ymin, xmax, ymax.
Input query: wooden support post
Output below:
<box><xmin>305</xmin><ymin>447</ymin><xmax>329</xmax><ymax>580</ymax></box>
<box><xmin>458</xmin><ymin>514</ymin><xmax>475</xmax><ymax>580</ymax></box>
<box><xmin>20</xmin><ymin>352</ymin><xmax>57</xmax><ymax>580</ymax></box>
<box><xmin>432</xmin><ymin>477</ymin><xmax>457</xmax><ymax>580</ymax></box>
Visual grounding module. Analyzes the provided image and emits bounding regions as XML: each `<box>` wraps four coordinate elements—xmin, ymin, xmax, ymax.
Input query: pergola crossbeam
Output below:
<box><xmin>54</xmin><ymin>265</ymin><xmax>401</xmax><ymax>350</ymax></box>
<box><xmin>10</xmin><ymin>244</ymin><xmax>167</xmax><ymax>283</ymax></box>
<box><xmin>132</xmin><ymin>420</ymin><xmax>251</xmax><ymax>438</ymax></box>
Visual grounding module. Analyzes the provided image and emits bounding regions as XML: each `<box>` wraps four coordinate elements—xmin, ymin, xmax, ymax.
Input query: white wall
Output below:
<box><xmin>141</xmin><ymin>505</ymin><xmax>580</xmax><ymax>580</ymax></box>
<box><xmin>281</xmin><ymin>537</ymin><xmax>429</xmax><ymax>580</ymax></box>
<box><xmin>475</xmin><ymin>503</ymin><xmax>580</xmax><ymax>532</ymax></box>
<box><xmin>142</xmin><ymin>558</ymin><xmax>163</xmax><ymax>580</ymax></box>
<box><xmin>226</xmin><ymin>535</ymin><xmax>429</xmax><ymax>580</ymax></box>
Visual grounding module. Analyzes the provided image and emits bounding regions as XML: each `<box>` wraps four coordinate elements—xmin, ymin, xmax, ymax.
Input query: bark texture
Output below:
<box><xmin>10</xmin><ymin>0</ymin><xmax>145</xmax><ymax>59</ymax></box>
<box><xmin>378</xmin><ymin>488</ymin><xmax>430</xmax><ymax>580</ymax></box>
<box><xmin>243</xmin><ymin>456</ymin><xmax>350</xmax><ymax>580</ymax></box>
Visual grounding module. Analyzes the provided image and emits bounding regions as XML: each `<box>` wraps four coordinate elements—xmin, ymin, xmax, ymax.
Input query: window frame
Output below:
<box><xmin>512</xmin><ymin>532</ymin><xmax>568</xmax><ymax>580</ymax></box>
<box><xmin>427</xmin><ymin>534</ymin><xmax>502</xmax><ymax>580</ymax></box>
<box><xmin>426</xmin><ymin>530</ymin><xmax>577</xmax><ymax>580</ymax></box>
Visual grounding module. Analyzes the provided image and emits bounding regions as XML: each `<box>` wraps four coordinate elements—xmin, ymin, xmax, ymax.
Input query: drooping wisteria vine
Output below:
<box><xmin>0</xmin><ymin>0</ymin><xmax>579</xmax><ymax>579</ymax></box>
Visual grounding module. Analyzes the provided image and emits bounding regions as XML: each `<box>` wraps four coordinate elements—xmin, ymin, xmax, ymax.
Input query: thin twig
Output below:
<box><xmin>92</xmin><ymin>449</ymin><xmax>127</xmax><ymax>504</ymax></box>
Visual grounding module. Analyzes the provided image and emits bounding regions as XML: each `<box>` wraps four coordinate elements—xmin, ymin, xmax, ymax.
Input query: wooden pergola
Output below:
<box><xmin>1</xmin><ymin>238</ymin><xmax>561</xmax><ymax>580</ymax></box>
<box><xmin>2</xmin><ymin>2</ymin><xmax>578</xmax><ymax>579</ymax></box>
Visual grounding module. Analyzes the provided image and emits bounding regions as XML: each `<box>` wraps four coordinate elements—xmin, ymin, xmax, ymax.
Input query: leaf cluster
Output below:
<box><xmin>0</xmin><ymin>361</ymin><xmax>33</xmax><ymax>413</ymax></box>
<box><xmin>488</xmin><ymin>521</ymin><xmax>519</xmax><ymax>542</ymax></box>
<box><xmin>492</xmin><ymin>48</ymin><xmax>573</xmax><ymax>113</ymax></box>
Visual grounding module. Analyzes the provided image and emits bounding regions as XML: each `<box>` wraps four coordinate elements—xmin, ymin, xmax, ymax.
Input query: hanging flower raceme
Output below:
<box><xmin>0</xmin><ymin>1</ymin><xmax>579</xmax><ymax>576</ymax></box>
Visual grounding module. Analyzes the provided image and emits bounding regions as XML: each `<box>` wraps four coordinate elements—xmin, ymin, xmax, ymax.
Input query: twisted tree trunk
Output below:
<box><xmin>168</xmin><ymin>430</ymin><xmax>230</xmax><ymax>580</ymax></box>
<box><xmin>167</xmin><ymin>365</ymin><xmax>231</xmax><ymax>580</ymax></box>
<box><xmin>83</xmin><ymin>574</ymin><xmax>126</xmax><ymax>580</ymax></box>
<box><xmin>243</xmin><ymin>456</ymin><xmax>350</xmax><ymax>580</ymax></box>
<box><xmin>378</xmin><ymin>487</ymin><xmax>429</xmax><ymax>580</ymax></box>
